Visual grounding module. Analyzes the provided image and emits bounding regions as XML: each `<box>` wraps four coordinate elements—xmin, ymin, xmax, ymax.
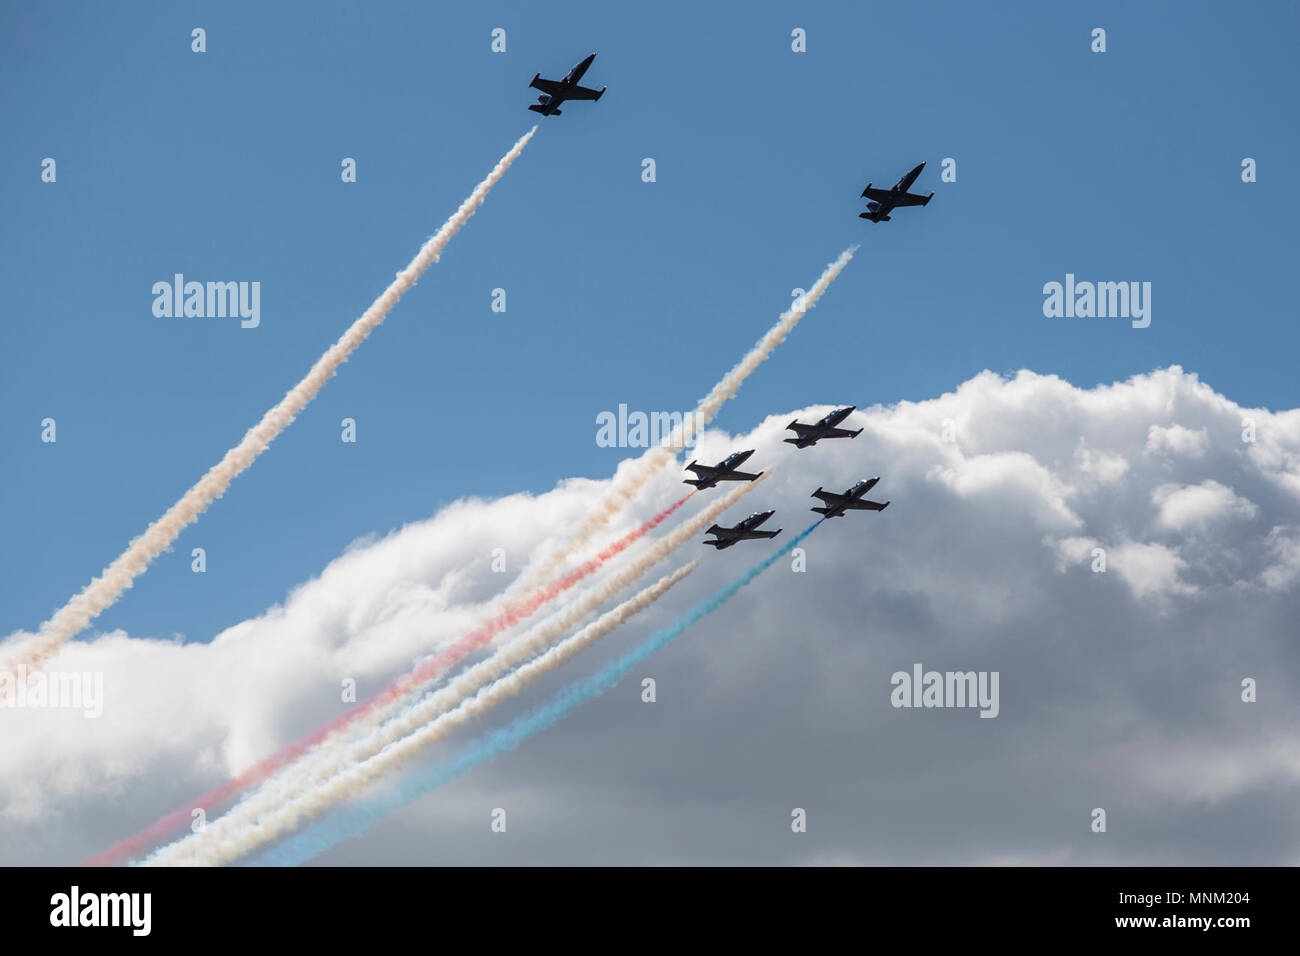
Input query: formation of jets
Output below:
<box><xmin>683</xmin><ymin>407</ymin><xmax>889</xmax><ymax>549</ymax></box>
<box><xmin>522</xmin><ymin>52</ymin><xmax>901</xmax><ymax>544</ymax></box>
<box><xmin>525</xmin><ymin>54</ymin><xmax>932</xmax><ymax>227</ymax></box>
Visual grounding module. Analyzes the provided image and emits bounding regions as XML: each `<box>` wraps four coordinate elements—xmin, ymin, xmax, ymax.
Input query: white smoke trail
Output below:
<box><xmin>146</xmin><ymin>559</ymin><xmax>702</xmax><ymax>866</ymax></box>
<box><xmin>4</xmin><ymin>128</ymin><xmax>538</xmax><ymax>672</ymax></box>
<box><xmin>510</xmin><ymin>245</ymin><xmax>856</xmax><ymax>592</ymax></box>
<box><xmin>102</xmin><ymin>243</ymin><xmax>847</xmax><ymax>862</ymax></box>
<box><xmin>274</xmin><ymin>242</ymin><xmax>855</xmax><ymax>752</ymax></box>
<box><xmin>148</xmin><ymin>478</ymin><xmax>763</xmax><ymax>865</ymax></box>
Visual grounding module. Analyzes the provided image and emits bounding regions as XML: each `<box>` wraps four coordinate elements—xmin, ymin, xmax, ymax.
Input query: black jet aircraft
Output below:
<box><xmin>811</xmin><ymin>477</ymin><xmax>890</xmax><ymax>517</ymax></box>
<box><xmin>784</xmin><ymin>406</ymin><xmax>862</xmax><ymax>448</ymax></box>
<box><xmin>683</xmin><ymin>450</ymin><xmax>764</xmax><ymax>490</ymax></box>
<box><xmin>859</xmin><ymin>162</ymin><xmax>933</xmax><ymax>222</ymax></box>
<box><xmin>528</xmin><ymin>53</ymin><xmax>605</xmax><ymax>116</ymax></box>
<box><xmin>703</xmin><ymin>511</ymin><xmax>782</xmax><ymax>550</ymax></box>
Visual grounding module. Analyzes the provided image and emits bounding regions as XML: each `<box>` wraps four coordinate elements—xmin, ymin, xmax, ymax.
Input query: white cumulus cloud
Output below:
<box><xmin>3</xmin><ymin>366</ymin><xmax>1298</xmax><ymax>866</ymax></box>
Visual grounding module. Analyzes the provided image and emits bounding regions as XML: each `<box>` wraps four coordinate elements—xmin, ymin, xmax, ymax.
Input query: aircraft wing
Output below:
<box><xmin>812</xmin><ymin>490</ymin><xmax>848</xmax><ymax>505</ymax></box>
<box><xmin>565</xmin><ymin>83</ymin><xmax>604</xmax><ymax>100</ymax></box>
<box><xmin>530</xmin><ymin>76</ymin><xmax>567</xmax><ymax>96</ymax></box>
<box><xmin>861</xmin><ymin>185</ymin><xmax>894</xmax><ymax>202</ymax></box>
<box><xmin>786</xmin><ymin>422</ymin><xmax>816</xmax><ymax>435</ymax></box>
<box><xmin>724</xmin><ymin>470</ymin><xmax>762</xmax><ymax>481</ymax></box>
<box><xmin>704</xmin><ymin>525</ymin><xmax>743</xmax><ymax>548</ymax></box>
<box><xmin>842</xmin><ymin>498</ymin><xmax>888</xmax><ymax>511</ymax></box>
<box><xmin>821</xmin><ymin>426</ymin><xmax>860</xmax><ymax>439</ymax></box>
<box><xmin>740</xmin><ymin>528</ymin><xmax>781</xmax><ymax>540</ymax></box>
<box><xmin>892</xmin><ymin>191</ymin><xmax>932</xmax><ymax>207</ymax></box>
<box><xmin>685</xmin><ymin>462</ymin><xmax>718</xmax><ymax>477</ymax></box>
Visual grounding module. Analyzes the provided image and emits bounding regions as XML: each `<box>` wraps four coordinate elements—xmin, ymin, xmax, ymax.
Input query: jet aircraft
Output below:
<box><xmin>860</xmin><ymin>162</ymin><xmax>933</xmax><ymax>222</ymax></box>
<box><xmin>683</xmin><ymin>450</ymin><xmax>764</xmax><ymax>490</ymax></box>
<box><xmin>528</xmin><ymin>53</ymin><xmax>606</xmax><ymax>116</ymax></box>
<box><xmin>811</xmin><ymin>478</ymin><xmax>890</xmax><ymax>518</ymax></box>
<box><xmin>784</xmin><ymin>406</ymin><xmax>862</xmax><ymax>449</ymax></box>
<box><xmin>703</xmin><ymin>511</ymin><xmax>782</xmax><ymax>550</ymax></box>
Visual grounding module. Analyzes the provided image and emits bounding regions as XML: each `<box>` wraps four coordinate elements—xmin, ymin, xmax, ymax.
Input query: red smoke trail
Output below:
<box><xmin>82</xmin><ymin>492</ymin><xmax>692</xmax><ymax>866</ymax></box>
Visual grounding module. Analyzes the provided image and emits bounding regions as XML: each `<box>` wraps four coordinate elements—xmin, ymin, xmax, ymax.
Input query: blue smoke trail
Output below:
<box><xmin>251</xmin><ymin>519</ymin><xmax>825</xmax><ymax>866</ymax></box>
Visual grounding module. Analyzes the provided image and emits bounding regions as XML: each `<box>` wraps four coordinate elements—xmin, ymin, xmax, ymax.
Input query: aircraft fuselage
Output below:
<box><xmin>564</xmin><ymin>53</ymin><xmax>596</xmax><ymax>85</ymax></box>
<box><xmin>894</xmin><ymin>162</ymin><xmax>925</xmax><ymax>194</ymax></box>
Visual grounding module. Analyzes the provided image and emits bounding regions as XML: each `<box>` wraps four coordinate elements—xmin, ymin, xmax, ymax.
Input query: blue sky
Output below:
<box><xmin>2</xmin><ymin>0</ymin><xmax>1296</xmax><ymax>646</ymax></box>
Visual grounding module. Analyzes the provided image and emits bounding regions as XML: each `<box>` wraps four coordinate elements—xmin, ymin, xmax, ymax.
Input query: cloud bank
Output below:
<box><xmin>3</xmin><ymin>365</ymin><xmax>1298</xmax><ymax>865</ymax></box>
